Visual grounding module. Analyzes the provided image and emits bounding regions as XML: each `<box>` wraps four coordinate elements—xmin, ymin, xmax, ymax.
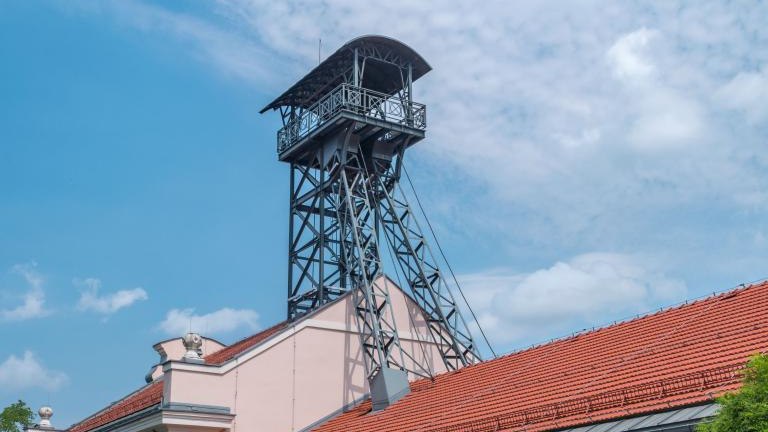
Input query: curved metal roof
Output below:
<box><xmin>260</xmin><ymin>35</ymin><xmax>431</xmax><ymax>113</ymax></box>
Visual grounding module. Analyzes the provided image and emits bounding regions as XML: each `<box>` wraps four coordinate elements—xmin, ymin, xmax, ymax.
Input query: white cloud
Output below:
<box><xmin>716</xmin><ymin>66</ymin><xmax>768</xmax><ymax>124</ymax></box>
<box><xmin>76</xmin><ymin>278</ymin><xmax>148</xmax><ymax>315</ymax></box>
<box><xmin>627</xmin><ymin>88</ymin><xmax>705</xmax><ymax>151</ymax></box>
<box><xmin>63</xmin><ymin>0</ymin><xmax>282</xmax><ymax>86</ymax></box>
<box><xmin>64</xmin><ymin>1</ymin><xmax>768</xmax><ymax>300</ymax></box>
<box><xmin>1</xmin><ymin>263</ymin><xmax>50</xmax><ymax>321</ymax></box>
<box><xmin>159</xmin><ymin>307</ymin><xmax>260</xmax><ymax>336</ymax></box>
<box><xmin>0</xmin><ymin>351</ymin><xmax>68</xmax><ymax>392</ymax></box>
<box><xmin>607</xmin><ymin>28</ymin><xmax>658</xmax><ymax>81</ymax></box>
<box><xmin>460</xmin><ymin>253</ymin><xmax>687</xmax><ymax>346</ymax></box>
<box><xmin>604</xmin><ymin>28</ymin><xmax>706</xmax><ymax>152</ymax></box>
<box><xmin>203</xmin><ymin>0</ymin><xmax>766</xmax><ymax>224</ymax></box>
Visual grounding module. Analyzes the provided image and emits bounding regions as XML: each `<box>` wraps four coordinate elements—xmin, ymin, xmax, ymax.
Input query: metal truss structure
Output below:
<box><xmin>262</xmin><ymin>36</ymin><xmax>481</xmax><ymax>386</ymax></box>
<box><xmin>373</xmin><ymin>155</ymin><xmax>480</xmax><ymax>370</ymax></box>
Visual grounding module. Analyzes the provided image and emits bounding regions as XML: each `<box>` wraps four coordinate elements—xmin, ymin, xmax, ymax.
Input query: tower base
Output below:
<box><xmin>370</xmin><ymin>367</ymin><xmax>410</xmax><ymax>411</ymax></box>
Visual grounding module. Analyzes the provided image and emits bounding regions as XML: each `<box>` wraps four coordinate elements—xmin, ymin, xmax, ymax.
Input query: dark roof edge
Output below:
<box><xmin>497</xmin><ymin>278</ymin><xmax>768</xmax><ymax>360</ymax></box>
<box><xmin>71</xmin><ymin>405</ymin><xmax>160</xmax><ymax>432</ymax></box>
<box><xmin>66</xmin><ymin>381</ymin><xmax>163</xmax><ymax>431</ymax></box>
<box><xmin>552</xmin><ymin>402</ymin><xmax>719</xmax><ymax>432</ymax></box>
<box><xmin>260</xmin><ymin>35</ymin><xmax>431</xmax><ymax>113</ymax></box>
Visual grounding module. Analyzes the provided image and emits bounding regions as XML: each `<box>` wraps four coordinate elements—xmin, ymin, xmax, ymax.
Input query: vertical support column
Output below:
<box><xmin>287</xmin><ymin>163</ymin><xmax>295</xmax><ymax>319</ymax></box>
<box><xmin>336</xmin><ymin>150</ymin><xmax>413</xmax><ymax>410</ymax></box>
<box><xmin>353</xmin><ymin>48</ymin><xmax>359</xmax><ymax>88</ymax></box>
<box><xmin>406</xmin><ymin>64</ymin><xmax>413</xmax><ymax>126</ymax></box>
<box><xmin>407</xmin><ymin>64</ymin><xmax>412</xmax><ymax>103</ymax></box>
<box><xmin>318</xmin><ymin>159</ymin><xmax>325</xmax><ymax>306</ymax></box>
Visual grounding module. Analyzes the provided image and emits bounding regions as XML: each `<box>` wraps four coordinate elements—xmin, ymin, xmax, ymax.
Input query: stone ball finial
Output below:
<box><xmin>38</xmin><ymin>405</ymin><xmax>53</xmax><ymax>427</ymax></box>
<box><xmin>182</xmin><ymin>332</ymin><xmax>203</xmax><ymax>361</ymax></box>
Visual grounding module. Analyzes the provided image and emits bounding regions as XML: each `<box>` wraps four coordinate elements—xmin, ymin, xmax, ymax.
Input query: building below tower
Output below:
<box><xmin>61</xmin><ymin>277</ymin><xmax>768</xmax><ymax>432</ymax></box>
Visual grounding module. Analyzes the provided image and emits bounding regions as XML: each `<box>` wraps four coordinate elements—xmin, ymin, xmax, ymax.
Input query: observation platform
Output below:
<box><xmin>275</xmin><ymin>83</ymin><xmax>426</xmax><ymax>161</ymax></box>
<box><xmin>261</xmin><ymin>35</ymin><xmax>431</xmax><ymax>164</ymax></box>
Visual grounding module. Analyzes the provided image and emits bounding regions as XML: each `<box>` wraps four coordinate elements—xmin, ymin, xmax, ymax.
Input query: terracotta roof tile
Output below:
<box><xmin>312</xmin><ymin>281</ymin><xmax>768</xmax><ymax>432</ymax></box>
<box><xmin>204</xmin><ymin>321</ymin><xmax>290</xmax><ymax>364</ymax></box>
<box><xmin>68</xmin><ymin>381</ymin><xmax>163</xmax><ymax>432</ymax></box>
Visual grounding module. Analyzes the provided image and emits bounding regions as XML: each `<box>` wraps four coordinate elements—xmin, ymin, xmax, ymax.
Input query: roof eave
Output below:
<box><xmin>260</xmin><ymin>35</ymin><xmax>431</xmax><ymax>113</ymax></box>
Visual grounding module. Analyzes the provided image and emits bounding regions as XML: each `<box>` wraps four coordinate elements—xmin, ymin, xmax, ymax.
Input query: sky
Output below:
<box><xmin>1</xmin><ymin>0</ymin><xmax>767</xmax><ymax>428</ymax></box>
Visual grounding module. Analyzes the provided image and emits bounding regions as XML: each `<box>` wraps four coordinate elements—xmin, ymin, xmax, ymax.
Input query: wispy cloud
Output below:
<box><xmin>76</xmin><ymin>278</ymin><xmax>148</xmax><ymax>315</ymax></box>
<box><xmin>66</xmin><ymin>2</ymin><xmax>768</xmax><ymax>220</ymax></box>
<box><xmin>62</xmin><ymin>0</ymin><xmax>285</xmax><ymax>87</ymax></box>
<box><xmin>606</xmin><ymin>28</ymin><xmax>658</xmax><ymax>81</ymax></box>
<box><xmin>0</xmin><ymin>351</ymin><xmax>69</xmax><ymax>392</ymax></box>
<box><xmin>1</xmin><ymin>263</ymin><xmax>50</xmax><ymax>321</ymax></box>
<box><xmin>460</xmin><ymin>253</ymin><xmax>687</xmax><ymax>346</ymax></box>
<box><xmin>203</xmin><ymin>0</ymin><xmax>768</xmax><ymax>255</ymax></box>
<box><xmin>159</xmin><ymin>307</ymin><xmax>260</xmax><ymax>336</ymax></box>
<box><xmin>606</xmin><ymin>28</ymin><xmax>706</xmax><ymax>153</ymax></box>
<box><xmin>716</xmin><ymin>66</ymin><xmax>768</xmax><ymax>125</ymax></box>
<box><xmin>62</xmin><ymin>1</ymin><xmax>768</xmax><ymax>341</ymax></box>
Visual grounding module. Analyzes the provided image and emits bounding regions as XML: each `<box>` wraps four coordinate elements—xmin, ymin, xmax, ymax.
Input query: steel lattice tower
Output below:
<box><xmin>261</xmin><ymin>36</ymin><xmax>480</xmax><ymax>408</ymax></box>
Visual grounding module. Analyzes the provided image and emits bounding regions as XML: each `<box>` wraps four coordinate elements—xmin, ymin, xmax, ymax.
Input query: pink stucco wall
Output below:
<box><xmin>162</xmin><ymin>277</ymin><xmax>449</xmax><ymax>431</ymax></box>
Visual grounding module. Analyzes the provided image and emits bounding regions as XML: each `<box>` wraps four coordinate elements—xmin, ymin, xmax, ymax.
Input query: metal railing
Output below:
<box><xmin>277</xmin><ymin>83</ymin><xmax>426</xmax><ymax>154</ymax></box>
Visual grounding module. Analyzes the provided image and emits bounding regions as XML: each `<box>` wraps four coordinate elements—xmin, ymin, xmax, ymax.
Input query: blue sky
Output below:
<box><xmin>1</xmin><ymin>0</ymin><xmax>767</xmax><ymax>428</ymax></box>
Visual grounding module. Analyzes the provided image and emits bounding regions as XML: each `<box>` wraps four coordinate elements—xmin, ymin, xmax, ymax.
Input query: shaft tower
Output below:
<box><xmin>261</xmin><ymin>36</ymin><xmax>480</xmax><ymax>407</ymax></box>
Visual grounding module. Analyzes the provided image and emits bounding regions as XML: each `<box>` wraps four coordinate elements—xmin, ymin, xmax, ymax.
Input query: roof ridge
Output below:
<box><xmin>203</xmin><ymin>321</ymin><xmax>291</xmax><ymax>364</ymax></box>
<box><xmin>496</xmin><ymin>279</ymin><xmax>768</xmax><ymax>359</ymax></box>
<box><xmin>211</xmin><ymin>320</ymin><xmax>288</xmax><ymax>351</ymax></box>
<box><xmin>403</xmin><ymin>280</ymin><xmax>767</xmax><ymax>387</ymax></box>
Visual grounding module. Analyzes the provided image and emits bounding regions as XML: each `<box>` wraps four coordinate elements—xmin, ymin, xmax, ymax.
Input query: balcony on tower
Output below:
<box><xmin>260</xmin><ymin>35</ymin><xmax>431</xmax><ymax>166</ymax></box>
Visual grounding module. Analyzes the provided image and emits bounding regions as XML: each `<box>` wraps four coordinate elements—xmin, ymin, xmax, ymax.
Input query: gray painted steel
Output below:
<box><xmin>261</xmin><ymin>35</ymin><xmax>481</xmax><ymax>408</ymax></box>
<box><xmin>370</xmin><ymin>367</ymin><xmax>411</xmax><ymax>411</ymax></box>
<box><xmin>559</xmin><ymin>404</ymin><xmax>719</xmax><ymax>432</ymax></box>
<box><xmin>160</xmin><ymin>402</ymin><xmax>232</xmax><ymax>415</ymax></box>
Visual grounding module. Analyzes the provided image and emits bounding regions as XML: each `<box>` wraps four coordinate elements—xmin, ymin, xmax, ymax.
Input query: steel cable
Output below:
<box><xmin>402</xmin><ymin>163</ymin><xmax>497</xmax><ymax>358</ymax></box>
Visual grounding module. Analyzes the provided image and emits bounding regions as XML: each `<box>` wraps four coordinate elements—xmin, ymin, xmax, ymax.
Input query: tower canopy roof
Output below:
<box><xmin>260</xmin><ymin>35</ymin><xmax>431</xmax><ymax>113</ymax></box>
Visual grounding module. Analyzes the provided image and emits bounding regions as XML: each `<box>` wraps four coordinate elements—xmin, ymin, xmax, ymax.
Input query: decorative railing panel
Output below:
<box><xmin>277</xmin><ymin>84</ymin><xmax>426</xmax><ymax>154</ymax></box>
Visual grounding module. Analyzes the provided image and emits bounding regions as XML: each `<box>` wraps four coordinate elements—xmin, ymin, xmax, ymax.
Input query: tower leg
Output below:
<box><xmin>337</xmin><ymin>150</ymin><xmax>405</xmax><ymax>379</ymax></box>
<box><xmin>372</xmin><ymin>156</ymin><xmax>481</xmax><ymax>370</ymax></box>
<box><xmin>287</xmin><ymin>154</ymin><xmax>345</xmax><ymax>320</ymax></box>
<box><xmin>336</xmin><ymin>147</ymin><xmax>423</xmax><ymax>409</ymax></box>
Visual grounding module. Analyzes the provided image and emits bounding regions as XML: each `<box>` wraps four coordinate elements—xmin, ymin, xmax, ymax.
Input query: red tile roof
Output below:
<box><xmin>204</xmin><ymin>321</ymin><xmax>290</xmax><ymax>364</ymax></box>
<box><xmin>68</xmin><ymin>381</ymin><xmax>163</xmax><ymax>432</ymax></box>
<box><xmin>312</xmin><ymin>281</ymin><xmax>768</xmax><ymax>432</ymax></box>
